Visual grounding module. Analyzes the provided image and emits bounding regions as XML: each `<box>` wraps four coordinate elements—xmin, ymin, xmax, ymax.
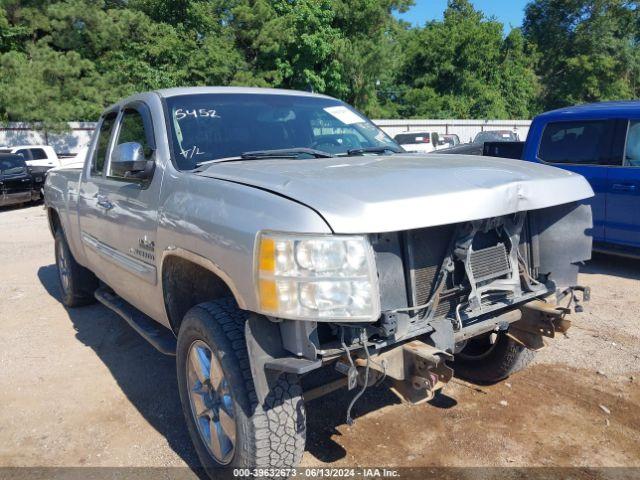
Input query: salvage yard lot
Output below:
<box><xmin>0</xmin><ymin>205</ymin><xmax>638</xmax><ymax>471</ymax></box>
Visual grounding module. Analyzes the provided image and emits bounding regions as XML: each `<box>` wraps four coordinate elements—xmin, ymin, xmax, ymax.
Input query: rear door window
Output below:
<box><xmin>29</xmin><ymin>148</ymin><xmax>48</xmax><ymax>160</ymax></box>
<box><xmin>538</xmin><ymin>120</ymin><xmax>611</xmax><ymax>165</ymax></box>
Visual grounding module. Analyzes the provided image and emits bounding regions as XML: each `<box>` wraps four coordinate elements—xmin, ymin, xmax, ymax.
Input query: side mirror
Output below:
<box><xmin>111</xmin><ymin>142</ymin><xmax>155</xmax><ymax>182</ymax></box>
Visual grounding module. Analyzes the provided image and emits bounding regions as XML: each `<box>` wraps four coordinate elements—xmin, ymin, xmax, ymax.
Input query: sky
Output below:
<box><xmin>396</xmin><ymin>0</ymin><xmax>529</xmax><ymax>31</ymax></box>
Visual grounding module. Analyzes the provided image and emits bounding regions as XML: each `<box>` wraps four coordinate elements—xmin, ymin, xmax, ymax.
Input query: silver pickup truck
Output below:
<box><xmin>45</xmin><ymin>87</ymin><xmax>593</xmax><ymax>474</ymax></box>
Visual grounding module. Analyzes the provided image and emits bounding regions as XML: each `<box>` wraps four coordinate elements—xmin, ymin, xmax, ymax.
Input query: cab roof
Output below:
<box><xmin>103</xmin><ymin>86</ymin><xmax>335</xmax><ymax>116</ymax></box>
<box><xmin>156</xmin><ymin>86</ymin><xmax>332</xmax><ymax>99</ymax></box>
<box><xmin>536</xmin><ymin>100</ymin><xmax>640</xmax><ymax>120</ymax></box>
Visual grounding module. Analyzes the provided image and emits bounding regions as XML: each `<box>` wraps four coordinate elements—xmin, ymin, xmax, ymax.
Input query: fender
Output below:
<box><xmin>160</xmin><ymin>247</ymin><xmax>247</xmax><ymax>309</ymax></box>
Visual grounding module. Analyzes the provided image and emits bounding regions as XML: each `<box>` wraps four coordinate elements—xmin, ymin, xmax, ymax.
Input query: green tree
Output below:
<box><xmin>228</xmin><ymin>0</ymin><xmax>411</xmax><ymax>114</ymax></box>
<box><xmin>397</xmin><ymin>0</ymin><xmax>539</xmax><ymax>119</ymax></box>
<box><xmin>499</xmin><ymin>28</ymin><xmax>540</xmax><ymax>118</ymax></box>
<box><xmin>230</xmin><ymin>0</ymin><xmax>342</xmax><ymax>91</ymax></box>
<box><xmin>0</xmin><ymin>0</ymin><xmax>416</xmax><ymax>121</ymax></box>
<box><xmin>330</xmin><ymin>0</ymin><xmax>412</xmax><ymax>115</ymax></box>
<box><xmin>524</xmin><ymin>0</ymin><xmax>640</xmax><ymax>109</ymax></box>
<box><xmin>0</xmin><ymin>0</ymin><xmax>249</xmax><ymax>121</ymax></box>
<box><xmin>0</xmin><ymin>45</ymin><xmax>107</xmax><ymax>122</ymax></box>
<box><xmin>9</xmin><ymin>0</ymin><xmax>623</xmax><ymax>124</ymax></box>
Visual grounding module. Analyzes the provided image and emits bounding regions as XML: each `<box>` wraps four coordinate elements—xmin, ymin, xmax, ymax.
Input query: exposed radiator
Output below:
<box><xmin>404</xmin><ymin>224</ymin><xmax>455</xmax><ymax>307</ymax></box>
<box><xmin>469</xmin><ymin>242</ymin><xmax>511</xmax><ymax>283</ymax></box>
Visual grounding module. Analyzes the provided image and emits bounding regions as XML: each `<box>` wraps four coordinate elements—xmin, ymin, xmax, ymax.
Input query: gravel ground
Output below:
<box><xmin>0</xmin><ymin>205</ymin><xmax>638</xmax><ymax>474</ymax></box>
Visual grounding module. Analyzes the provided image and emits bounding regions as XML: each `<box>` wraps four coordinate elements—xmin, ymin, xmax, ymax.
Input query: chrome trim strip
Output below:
<box><xmin>81</xmin><ymin>232</ymin><xmax>157</xmax><ymax>285</ymax></box>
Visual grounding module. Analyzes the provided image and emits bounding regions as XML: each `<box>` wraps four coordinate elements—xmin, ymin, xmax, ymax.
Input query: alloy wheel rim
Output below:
<box><xmin>186</xmin><ymin>340</ymin><xmax>236</xmax><ymax>465</ymax></box>
<box><xmin>57</xmin><ymin>242</ymin><xmax>71</xmax><ymax>295</ymax></box>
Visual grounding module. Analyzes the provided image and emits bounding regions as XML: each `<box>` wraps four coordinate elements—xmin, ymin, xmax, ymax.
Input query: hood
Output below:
<box><xmin>196</xmin><ymin>154</ymin><xmax>594</xmax><ymax>234</ymax></box>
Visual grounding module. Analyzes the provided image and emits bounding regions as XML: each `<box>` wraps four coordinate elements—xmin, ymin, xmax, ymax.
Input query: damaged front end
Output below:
<box><xmin>368</xmin><ymin>201</ymin><xmax>591</xmax><ymax>402</ymax></box>
<box><xmin>247</xmin><ymin>201</ymin><xmax>592</xmax><ymax>410</ymax></box>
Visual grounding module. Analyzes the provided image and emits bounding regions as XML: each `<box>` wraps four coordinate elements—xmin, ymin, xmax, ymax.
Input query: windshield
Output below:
<box><xmin>165</xmin><ymin>93</ymin><xmax>400</xmax><ymax>169</ymax></box>
<box><xmin>473</xmin><ymin>131</ymin><xmax>519</xmax><ymax>143</ymax></box>
<box><xmin>0</xmin><ymin>156</ymin><xmax>26</xmax><ymax>175</ymax></box>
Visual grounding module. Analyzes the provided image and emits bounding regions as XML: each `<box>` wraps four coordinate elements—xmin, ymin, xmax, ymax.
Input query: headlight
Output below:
<box><xmin>256</xmin><ymin>232</ymin><xmax>380</xmax><ymax>321</ymax></box>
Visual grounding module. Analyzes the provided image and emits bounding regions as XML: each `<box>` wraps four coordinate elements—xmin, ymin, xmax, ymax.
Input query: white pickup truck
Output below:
<box><xmin>44</xmin><ymin>87</ymin><xmax>593</xmax><ymax>475</ymax></box>
<box><xmin>0</xmin><ymin>144</ymin><xmax>60</xmax><ymax>169</ymax></box>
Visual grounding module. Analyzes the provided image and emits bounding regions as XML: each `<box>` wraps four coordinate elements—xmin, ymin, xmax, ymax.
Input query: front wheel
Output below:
<box><xmin>176</xmin><ymin>299</ymin><xmax>306</xmax><ymax>475</ymax></box>
<box><xmin>454</xmin><ymin>331</ymin><xmax>536</xmax><ymax>384</ymax></box>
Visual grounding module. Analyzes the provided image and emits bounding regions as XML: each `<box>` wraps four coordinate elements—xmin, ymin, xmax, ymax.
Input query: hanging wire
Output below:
<box><xmin>339</xmin><ymin>326</ymin><xmax>356</xmax><ymax>372</ymax></box>
<box><xmin>345</xmin><ymin>329</ymin><xmax>371</xmax><ymax>426</ymax></box>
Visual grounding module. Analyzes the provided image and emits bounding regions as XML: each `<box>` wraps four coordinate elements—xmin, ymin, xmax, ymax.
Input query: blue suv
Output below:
<box><xmin>522</xmin><ymin>101</ymin><xmax>640</xmax><ymax>254</ymax></box>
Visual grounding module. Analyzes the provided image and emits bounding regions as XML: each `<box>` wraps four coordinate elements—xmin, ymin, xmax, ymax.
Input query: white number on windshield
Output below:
<box><xmin>174</xmin><ymin>108</ymin><xmax>221</xmax><ymax>121</ymax></box>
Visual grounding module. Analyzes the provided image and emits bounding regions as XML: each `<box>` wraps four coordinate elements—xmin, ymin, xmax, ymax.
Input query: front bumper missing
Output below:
<box><xmin>334</xmin><ymin>292</ymin><xmax>588</xmax><ymax>404</ymax></box>
<box><xmin>256</xmin><ymin>287</ymin><xmax>589</xmax><ymax>406</ymax></box>
<box><xmin>507</xmin><ymin>299</ymin><xmax>575</xmax><ymax>351</ymax></box>
<box><xmin>354</xmin><ymin>340</ymin><xmax>454</xmax><ymax>404</ymax></box>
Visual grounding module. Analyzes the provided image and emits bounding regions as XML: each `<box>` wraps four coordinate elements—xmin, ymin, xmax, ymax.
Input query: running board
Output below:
<box><xmin>94</xmin><ymin>287</ymin><xmax>177</xmax><ymax>356</ymax></box>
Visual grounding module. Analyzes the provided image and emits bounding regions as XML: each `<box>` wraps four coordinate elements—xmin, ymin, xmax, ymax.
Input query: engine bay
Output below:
<box><xmin>366</xmin><ymin>201</ymin><xmax>593</xmax><ymax>351</ymax></box>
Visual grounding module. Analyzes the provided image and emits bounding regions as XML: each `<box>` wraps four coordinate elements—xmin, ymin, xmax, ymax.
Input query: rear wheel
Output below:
<box><xmin>454</xmin><ymin>331</ymin><xmax>536</xmax><ymax>383</ymax></box>
<box><xmin>54</xmin><ymin>228</ymin><xmax>98</xmax><ymax>307</ymax></box>
<box><xmin>176</xmin><ymin>298</ymin><xmax>305</xmax><ymax>475</ymax></box>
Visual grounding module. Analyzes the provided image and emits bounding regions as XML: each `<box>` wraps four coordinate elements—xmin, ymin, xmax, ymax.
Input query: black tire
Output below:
<box><xmin>32</xmin><ymin>191</ymin><xmax>43</xmax><ymax>205</ymax></box>
<box><xmin>54</xmin><ymin>227</ymin><xmax>98</xmax><ymax>307</ymax></box>
<box><xmin>176</xmin><ymin>298</ymin><xmax>306</xmax><ymax>475</ymax></box>
<box><xmin>454</xmin><ymin>331</ymin><xmax>536</xmax><ymax>384</ymax></box>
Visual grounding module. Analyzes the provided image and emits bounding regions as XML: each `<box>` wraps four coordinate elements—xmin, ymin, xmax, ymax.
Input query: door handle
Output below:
<box><xmin>612</xmin><ymin>183</ymin><xmax>638</xmax><ymax>192</ymax></box>
<box><xmin>96</xmin><ymin>194</ymin><xmax>114</xmax><ymax>210</ymax></box>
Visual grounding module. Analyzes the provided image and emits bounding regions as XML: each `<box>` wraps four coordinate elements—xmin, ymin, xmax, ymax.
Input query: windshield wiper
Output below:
<box><xmin>345</xmin><ymin>146</ymin><xmax>402</xmax><ymax>156</ymax></box>
<box><xmin>240</xmin><ymin>148</ymin><xmax>334</xmax><ymax>159</ymax></box>
<box><xmin>194</xmin><ymin>148</ymin><xmax>334</xmax><ymax>169</ymax></box>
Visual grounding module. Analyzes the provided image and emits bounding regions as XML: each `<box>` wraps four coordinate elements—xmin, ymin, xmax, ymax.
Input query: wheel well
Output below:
<box><xmin>47</xmin><ymin>208</ymin><xmax>61</xmax><ymax>236</ymax></box>
<box><xmin>162</xmin><ymin>256</ymin><xmax>235</xmax><ymax>334</ymax></box>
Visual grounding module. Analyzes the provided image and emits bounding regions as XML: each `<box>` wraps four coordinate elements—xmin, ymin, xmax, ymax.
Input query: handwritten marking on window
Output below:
<box><xmin>175</xmin><ymin>108</ymin><xmax>221</xmax><ymax>121</ymax></box>
<box><xmin>181</xmin><ymin>146</ymin><xmax>206</xmax><ymax>159</ymax></box>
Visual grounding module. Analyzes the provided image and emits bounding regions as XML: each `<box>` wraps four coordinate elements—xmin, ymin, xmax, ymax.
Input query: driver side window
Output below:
<box><xmin>108</xmin><ymin>108</ymin><xmax>154</xmax><ymax>180</ymax></box>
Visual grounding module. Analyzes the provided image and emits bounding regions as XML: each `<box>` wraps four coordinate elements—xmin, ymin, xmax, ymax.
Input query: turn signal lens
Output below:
<box><xmin>258</xmin><ymin>237</ymin><xmax>275</xmax><ymax>273</ymax></box>
<box><xmin>258</xmin><ymin>279</ymin><xmax>278</xmax><ymax>311</ymax></box>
